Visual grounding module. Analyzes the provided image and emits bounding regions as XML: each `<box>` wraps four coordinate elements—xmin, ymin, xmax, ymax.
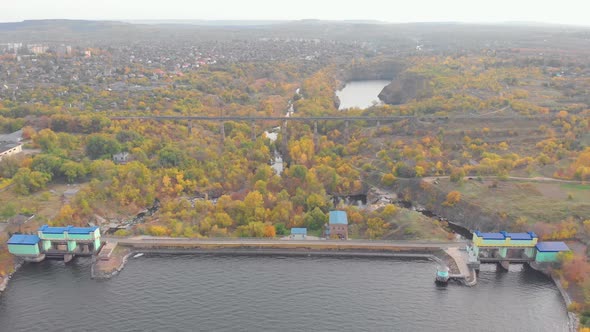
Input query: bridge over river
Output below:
<box><xmin>111</xmin><ymin>114</ymin><xmax>554</xmax><ymax>143</ymax></box>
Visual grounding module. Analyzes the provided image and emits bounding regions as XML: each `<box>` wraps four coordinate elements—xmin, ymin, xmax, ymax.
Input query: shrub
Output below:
<box><xmin>443</xmin><ymin>191</ymin><xmax>461</xmax><ymax>206</ymax></box>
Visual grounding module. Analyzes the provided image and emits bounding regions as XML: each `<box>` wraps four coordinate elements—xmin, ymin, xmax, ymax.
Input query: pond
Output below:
<box><xmin>336</xmin><ymin>80</ymin><xmax>390</xmax><ymax>110</ymax></box>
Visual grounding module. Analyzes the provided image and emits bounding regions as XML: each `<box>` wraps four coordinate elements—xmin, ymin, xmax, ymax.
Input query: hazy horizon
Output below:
<box><xmin>2</xmin><ymin>0</ymin><xmax>589</xmax><ymax>26</ymax></box>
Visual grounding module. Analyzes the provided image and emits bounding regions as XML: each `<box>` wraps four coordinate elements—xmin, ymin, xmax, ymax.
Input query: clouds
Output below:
<box><xmin>1</xmin><ymin>0</ymin><xmax>589</xmax><ymax>25</ymax></box>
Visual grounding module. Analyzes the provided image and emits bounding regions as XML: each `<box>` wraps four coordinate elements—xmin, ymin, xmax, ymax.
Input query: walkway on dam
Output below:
<box><xmin>446</xmin><ymin>247</ymin><xmax>477</xmax><ymax>286</ymax></box>
<box><xmin>96</xmin><ymin>237</ymin><xmax>476</xmax><ymax>285</ymax></box>
<box><xmin>111</xmin><ymin>114</ymin><xmax>553</xmax><ymax>122</ymax></box>
<box><xmin>105</xmin><ymin>236</ymin><xmax>467</xmax><ymax>250</ymax></box>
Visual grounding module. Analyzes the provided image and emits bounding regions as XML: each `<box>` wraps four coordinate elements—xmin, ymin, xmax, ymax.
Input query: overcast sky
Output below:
<box><xmin>1</xmin><ymin>0</ymin><xmax>589</xmax><ymax>26</ymax></box>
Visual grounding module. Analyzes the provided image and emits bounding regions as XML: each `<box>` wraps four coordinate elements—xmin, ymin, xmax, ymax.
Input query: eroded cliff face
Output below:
<box><xmin>345</xmin><ymin>59</ymin><xmax>405</xmax><ymax>81</ymax></box>
<box><xmin>378</xmin><ymin>72</ymin><xmax>432</xmax><ymax>105</ymax></box>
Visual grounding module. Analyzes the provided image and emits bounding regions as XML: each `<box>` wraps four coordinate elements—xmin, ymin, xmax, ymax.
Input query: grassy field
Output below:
<box><xmin>439</xmin><ymin>179</ymin><xmax>590</xmax><ymax>223</ymax></box>
<box><xmin>0</xmin><ymin>183</ymin><xmax>88</xmax><ymax>231</ymax></box>
<box><xmin>383</xmin><ymin>208</ymin><xmax>450</xmax><ymax>240</ymax></box>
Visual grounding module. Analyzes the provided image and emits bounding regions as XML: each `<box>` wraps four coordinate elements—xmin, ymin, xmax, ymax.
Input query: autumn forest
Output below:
<box><xmin>0</xmin><ymin>21</ymin><xmax>590</xmax><ymax>322</ymax></box>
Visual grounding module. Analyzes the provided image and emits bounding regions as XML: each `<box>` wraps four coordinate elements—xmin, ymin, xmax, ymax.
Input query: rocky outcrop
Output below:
<box><xmin>345</xmin><ymin>59</ymin><xmax>405</xmax><ymax>81</ymax></box>
<box><xmin>378</xmin><ymin>72</ymin><xmax>431</xmax><ymax>105</ymax></box>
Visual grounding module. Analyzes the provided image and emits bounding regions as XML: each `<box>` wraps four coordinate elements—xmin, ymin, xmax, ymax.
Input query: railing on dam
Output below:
<box><xmin>111</xmin><ymin>114</ymin><xmax>554</xmax><ymax>122</ymax></box>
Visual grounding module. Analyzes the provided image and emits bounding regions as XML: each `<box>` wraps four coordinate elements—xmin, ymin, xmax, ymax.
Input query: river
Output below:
<box><xmin>336</xmin><ymin>80</ymin><xmax>390</xmax><ymax>110</ymax></box>
<box><xmin>265</xmin><ymin>81</ymin><xmax>391</xmax><ymax>173</ymax></box>
<box><xmin>264</xmin><ymin>88</ymin><xmax>300</xmax><ymax>175</ymax></box>
<box><xmin>0</xmin><ymin>255</ymin><xmax>569</xmax><ymax>331</ymax></box>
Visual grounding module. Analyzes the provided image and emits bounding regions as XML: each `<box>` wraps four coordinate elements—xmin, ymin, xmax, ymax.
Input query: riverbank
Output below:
<box><xmin>528</xmin><ymin>262</ymin><xmax>579</xmax><ymax>331</ymax></box>
<box><xmin>553</xmin><ymin>275</ymin><xmax>580</xmax><ymax>332</ymax></box>
<box><xmin>0</xmin><ymin>259</ymin><xmax>23</xmax><ymax>294</ymax></box>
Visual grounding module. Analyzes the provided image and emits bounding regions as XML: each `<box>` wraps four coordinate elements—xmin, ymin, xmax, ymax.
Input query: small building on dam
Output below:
<box><xmin>7</xmin><ymin>234</ymin><xmax>44</xmax><ymax>262</ymax></box>
<box><xmin>535</xmin><ymin>242</ymin><xmax>571</xmax><ymax>263</ymax></box>
<box><xmin>7</xmin><ymin>225</ymin><xmax>102</xmax><ymax>262</ymax></box>
<box><xmin>470</xmin><ymin>230</ymin><xmax>570</xmax><ymax>266</ymax></box>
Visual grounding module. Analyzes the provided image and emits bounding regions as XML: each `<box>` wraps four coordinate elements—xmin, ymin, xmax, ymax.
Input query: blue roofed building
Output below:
<box><xmin>290</xmin><ymin>228</ymin><xmax>307</xmax><ymax>240</ymax></box>
<box><xmin>7</xmin><ymin>234</ymin><xmax>44</xmax><ymax>262</ymax></box>
<box><xmin>6</xmin><ymin>225</ymin><xmax>103</xmax><ymax>263</ymax></box>
<box><xmin>38</xmin><ymin>225</ymin><xmax>101</xmax><ymax>253</ymax></box>
<box><xmin>326</xmin><ymin>211</ymin><xmax>348</xmax><ymax>240</ymax></box>
<box><xmin>472</xmin><ymin>230</ymin><xmax>539</xmax><ymax>259</ymax></box>
<box><xmin>535</xmin><ymin>242</ymin><xmax>570</xmax><ymax>263</ymax></box>
<box><xmin>473</xmin><ymin>231</ymin><xmax>538</xmax><ymax>247</ymax></box>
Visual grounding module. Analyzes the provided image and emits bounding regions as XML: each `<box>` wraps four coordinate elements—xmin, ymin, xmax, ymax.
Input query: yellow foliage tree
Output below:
<box><xmin>52</xmin><ymin>204</ymin><xmax>76</xmax><ymax>226</ymax></box>
<box><xmin>148</xmin><ymin>225</ymin><xmax>170</xmax><ymax>236</ymax></box>
<box><xmin>443</xmin><ymin>191</ymin><xmax>461</xmax><ymax>206</ymax></box>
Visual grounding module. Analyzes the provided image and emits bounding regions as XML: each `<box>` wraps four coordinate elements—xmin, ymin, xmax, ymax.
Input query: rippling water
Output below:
<box><xmin>0</xmin><ymin>255</ymin><xmax>569</xmax><ymax>331</ymax></box>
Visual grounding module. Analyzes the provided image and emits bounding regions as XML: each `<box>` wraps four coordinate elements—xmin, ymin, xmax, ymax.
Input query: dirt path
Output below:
<box><xmin>422</xmin><ymin>175</ymin><xmax>586</xmax><ymax>184</ymax></box>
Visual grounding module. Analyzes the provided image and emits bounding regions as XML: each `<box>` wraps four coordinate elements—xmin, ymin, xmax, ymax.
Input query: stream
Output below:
<box><xmin>264</xmin><ymin>88</ymin><xmax>299</xmax><ymax>175</ymax></box>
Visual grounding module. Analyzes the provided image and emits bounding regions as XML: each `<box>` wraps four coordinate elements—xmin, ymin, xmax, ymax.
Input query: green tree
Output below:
<box><xmin>0</xmin><ymin>155</ymin><xmax>21</xmax><ymax>178</ymax></box>
<box><xmin>305</xmin><ymin>193</ymin><xmax>328</xmax><ymax>212</ymax></box>
<box><xmin>235</xmin><ymin>221</ymin><xmax>266</xmax><ymax>237</ymax></box>
<box><xmin>303</xmin><ymin>207</ymin><xmax>327</xmax><ymax>231</ymax></box>
<box><xmin>270</xmin><ymin>200</ymin><xmax>293</xmax><ymax>225</ymax></box>
<box><xmin>35</xmin><ymin>128</ymin><xmax>59</xmax><ymax>152</ymax></box>
<box><xmin>31</xmin><ymin>154</ymin><xmax>63</xmax><ymax>178</ymax></box>
<box><xmin>85</xmin><ymin>134</ymin><xmax>121</xmax><ymax>159</ymax></box>
<box><xmin>275</xmin><ymin>222</ymin><xmax>288</xmax><ymax>236</ymax></box>
<box><xmin>89</xmin><ymin>159</ymin><xmax>116</xmax><ymax>180</ymax></box>
<box><xmin>158</xmin><ymin>146</ymin><xmax>187</xmax><ymax>168</ymax></box>
<box><xmin>57</xmin><ymin>132</ymin><xmax>78</xmax><ymax>151</ymax></box>
<box><xmin>116</xmin><ymin>129</ymin><xmax>143</xmax><ymax>144</ymax></box>
<box><xmin>60</xmin><ymin>161</ymin><xmax>87</xmax><ymax>183</ymax></box>
<box><xmin>212</xmin><ymin>212</ymin><xmax>233</xmax><ymax>228</ymax></box>
<box><xmin>12</xmin><ymin>168</ymin><xmax>51</xmax><ymax>195</ymax></box>
<box><xmin>396</xmin><ymin>163</ymin><xmax>417</xmax><ymax>178</ymax></box>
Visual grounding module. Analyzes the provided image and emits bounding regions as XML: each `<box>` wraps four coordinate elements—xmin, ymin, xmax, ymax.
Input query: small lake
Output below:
<box><xmin>336</xmin><ymin>80</ymin><xmax>390</xmax><ymax>110</ymax></box>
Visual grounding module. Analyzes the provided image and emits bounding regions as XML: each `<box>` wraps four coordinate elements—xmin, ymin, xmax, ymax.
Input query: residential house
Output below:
<box><xmin>113</xmin><ymin>152</ymin><xmax>129</xmax><ymax>164</ymax></box>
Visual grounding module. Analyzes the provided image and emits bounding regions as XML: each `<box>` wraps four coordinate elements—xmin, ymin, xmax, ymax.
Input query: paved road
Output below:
<box><xmin>105</xmin><ymin>236</ymin><xmax>466</xmax><ymax>249</ymax></box>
